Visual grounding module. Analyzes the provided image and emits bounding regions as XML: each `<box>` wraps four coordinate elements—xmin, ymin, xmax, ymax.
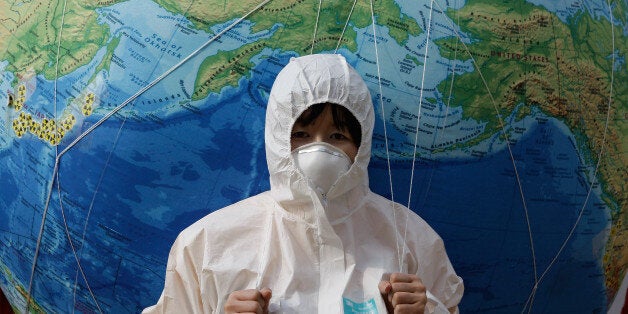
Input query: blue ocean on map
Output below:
<box><xmin>0</xmin><ymin>41</ymin><xmax>611</xmax><ymax>311</ymax></box>
<box><xmin>82</xmin><ymin>54</ymin><xmax>616</xmax><ymax>312</ymax></box>
<box><xmin>369</xmin><ymin>116</ymin><xmax>609</xmax><ymax>312</ymax></box>
<box><xmin>0</xmin><ymin>0</ymin><xmax>620</xmax><ymax>312</ymax></box>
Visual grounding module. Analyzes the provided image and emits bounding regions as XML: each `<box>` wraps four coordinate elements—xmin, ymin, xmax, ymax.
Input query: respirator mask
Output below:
<box><xmin>292</xmin><ymin>142</ymin><xmax>352</xmax><ymax>195</ymax></box>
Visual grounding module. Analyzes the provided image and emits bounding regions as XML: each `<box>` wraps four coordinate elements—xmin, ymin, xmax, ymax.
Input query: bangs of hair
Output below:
<box><xmin>294</xmin><ymin>103</ymin><xmax>362</xmax><ymax>147</ymax></box>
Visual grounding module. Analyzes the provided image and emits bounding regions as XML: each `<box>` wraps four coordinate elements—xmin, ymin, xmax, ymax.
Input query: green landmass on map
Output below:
<box><xmin>1</xmin><ymin>0</ymin><xmax>626</xmax><ymax>308</ymax></box>
<box><xmin>0</xmin><ymin>0</ymin><xmax>122</xmax><ymax>147</ymax></box>
<box><xmin>434</xmin><ymin>0</ymin><xmax>627</xmax><ymax>297</ymax></box>
<box><xmin>152</xmin><ymin>0</ymin><xmax>421</xmax><ymax>100</ymax></box>
<box><xmin>0</xmin><ymin>0</ymin><xmax>115</xmax><ymax>83</ymax></box>
<box><xmin>1</xmin><ymin>261</ymin><xmax>43</xmax><ymax>313</ymax></box>
<box><xmin>0</xmin><ymin>0</ymin><xmax>423</xmax><ymax>128</ymax></box>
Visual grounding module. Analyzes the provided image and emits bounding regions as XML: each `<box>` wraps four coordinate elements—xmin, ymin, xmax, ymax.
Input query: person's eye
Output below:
<box><xmin>291</xmin><ymin>131</ymin><xmax>309</xmax><ymax>139</ymax></box>
<box><xmin>330</xmin><ymin>132</ymin><xmax>349</xmax><ymax>140</ymax></box>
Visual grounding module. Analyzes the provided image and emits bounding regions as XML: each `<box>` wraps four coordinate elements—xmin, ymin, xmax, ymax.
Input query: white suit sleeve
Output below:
<box><xmin>408</xmin><ymin>217</ymin><xmax>464</xmax><ymax>312</ymax></box>
<box><xmin>143</xmin><ymin>230</ymin><xmax>214</xmax><ymax>314</ymax></box>
<box><xmin>421</xmin><ymin>237</ymin><xmax>464</xmax><ymax>312</ymax></box>
<box><xmin>425</xmin><ymin>290</ymin><xmax>458</xmax><ymax>313</ymax></box>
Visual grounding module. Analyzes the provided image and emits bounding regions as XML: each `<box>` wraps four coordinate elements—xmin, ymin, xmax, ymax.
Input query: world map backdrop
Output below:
<box><xmin>0</xmin><ymin>0</ymin><xmax>626</xmax><ymax>313</ymax></box>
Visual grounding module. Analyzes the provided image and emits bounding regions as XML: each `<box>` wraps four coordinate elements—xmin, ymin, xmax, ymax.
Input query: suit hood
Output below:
<box><xmin>265</xmin><ymin>54</ymin><xmax>375</xmax><ymax>206</ymax></box>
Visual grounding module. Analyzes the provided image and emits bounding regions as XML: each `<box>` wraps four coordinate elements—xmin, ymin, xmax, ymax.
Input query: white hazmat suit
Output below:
<box><xmin>144</xmin><ymin>54</ymin><xmax>463</xmax><ymax>313</ymax></box>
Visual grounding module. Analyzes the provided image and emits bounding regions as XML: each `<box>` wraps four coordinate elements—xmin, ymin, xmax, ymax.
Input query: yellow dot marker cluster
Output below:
<box><xmin>82</xmin><ymin>93</ymin><xmax>95</xmax><ymax>116</ymax></box>
<box><xmin>11</xmin><ymin>112</ymin><xmax>30</xmax><ymax>137</ymax></box>
<box><xmin>14</xmin><ymin>85</ymin><xmax>26</xmax><ymax>110</ymax></box>
<box><xmin>9</xmin><ymin>86</ymin><xmax>93</xmax><ymax>146</ymax></box>
<box><xmin>39</xmin><ymin>114</ymin><xmax>77</xmax><ymax>146</ymax></box>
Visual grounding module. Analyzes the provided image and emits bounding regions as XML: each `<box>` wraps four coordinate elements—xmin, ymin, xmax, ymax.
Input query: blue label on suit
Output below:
<box><xmin>343</xmin><ymin>297</ymin><xmax>378</xmax><ymax>314</ymax></box>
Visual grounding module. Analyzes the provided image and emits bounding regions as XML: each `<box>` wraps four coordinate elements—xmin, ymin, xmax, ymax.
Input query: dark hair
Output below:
<box><xmin>294</xmin><ymin>103</ymin><xmax>362</xmax><ymax>147</ymax></box>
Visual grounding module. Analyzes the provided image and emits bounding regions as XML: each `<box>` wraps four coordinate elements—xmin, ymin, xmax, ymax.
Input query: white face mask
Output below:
<box><xmin>292</xmin><ymin>142</ymin><xmax>352</xmax><ymax>195</ymax></box>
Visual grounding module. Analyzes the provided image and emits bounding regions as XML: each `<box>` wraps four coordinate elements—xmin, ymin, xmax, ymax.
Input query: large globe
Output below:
<box><xmin>0</xmin><ymin>0</ymin><xmax>626</xmax><ymax>312</ymax></box>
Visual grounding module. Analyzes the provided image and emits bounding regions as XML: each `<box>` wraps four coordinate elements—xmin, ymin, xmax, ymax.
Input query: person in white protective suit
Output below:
<box><xmin>143</xmin><ymin>54</ymin><xmax>463</xmax><ymax>313</ymax></box>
